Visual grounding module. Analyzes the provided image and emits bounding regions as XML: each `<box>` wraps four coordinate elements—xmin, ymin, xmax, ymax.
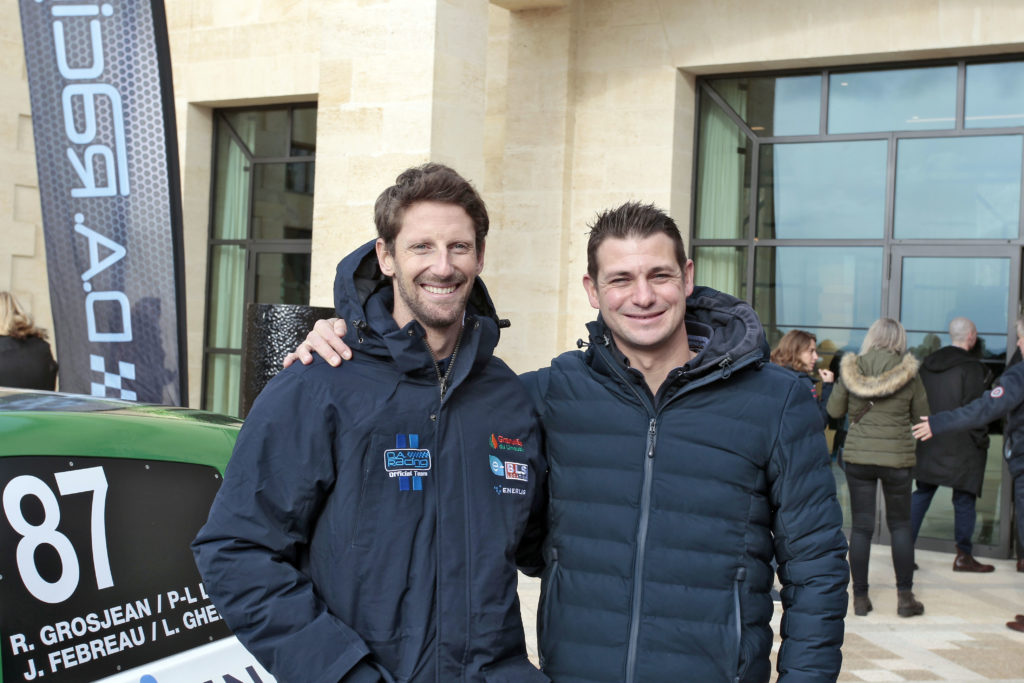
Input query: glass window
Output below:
<box><xmin>899</xmin><ymin>256</ymin><xmax>1010</xmax><ymax>361</ymax></box>
<box><xmin>252</xmin><ymin>164</ymin><xmax>315</xmax><ymax>239</ymax></box>
<box><xmin>206</xmin><ymin>245</ymin><xmax>246</xmax><ymax>348</ymax></box>
<box><xmin>894</xmin><ymin>136</ymin><xmax>1022</xmax><ymax>239</ymax></box>
<box><xmin>757</xmin><ymin>140</ymin><xmax>887</xmax><ymax>239</ymax></box>
<box><xmin>754</xmin><ymin>246</ymin><xmax>883</xmax><ymax>352</ymax></box>
<box><xmin>203</xmin><ymin>105</ymin><xmax>316</xmax><ymax>416</ymax></box>
<box><xmin>709</xmin><ymin>74</ymin><xmax>820</xmax><ymax>136</ymax></box>
<box><xmin>224</xmin><ymin>109</ymin><xmax>290</xmax><ymax>158</ymax></box>
<box><xmin>828</xmin><ymin>66</ymin><xmax>956</xmax><ymax>133</ymax></box>
<box><xmin>211</xmin><ymin>121</ymin><xmax>251</xmax><ymax>240</ymax></box>
<box><xmin>254</xmin><ymin>252</ymin><xmax>312</xmax><ymax>305</ymax></box>
<box><xmin>693</xmin><ymin>246</ymin><xmax>747</xmax><ymax>300</ymax></box>
<box><xmin>966</xmin><ymin>61</ymin><xmax>1024</xmax><ymax>129</ymax></box>
<box><xmin>695</xmin><ymin>89</ymin><xmax>750</xmax><ymax>239</ymax></box>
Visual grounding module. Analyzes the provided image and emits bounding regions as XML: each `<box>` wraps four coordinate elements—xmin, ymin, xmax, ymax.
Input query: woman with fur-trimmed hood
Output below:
<box><xmin>828</xmin><ymin>318</ymin><xmax>930</xmax><ymax>620</ymax></box>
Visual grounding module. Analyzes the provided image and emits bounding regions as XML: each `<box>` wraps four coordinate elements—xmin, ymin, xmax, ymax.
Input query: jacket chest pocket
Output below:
<box><xmin>349</xmin><ymin>431</ymin><xmax>434</xmax><ymax>549</ymax></box>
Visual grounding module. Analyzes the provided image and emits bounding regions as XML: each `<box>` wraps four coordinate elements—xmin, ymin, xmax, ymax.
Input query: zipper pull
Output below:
<box><xmin>646</xmin><ymin>418</ymin><xmax>657</xmax><ymax>458</ymax></box>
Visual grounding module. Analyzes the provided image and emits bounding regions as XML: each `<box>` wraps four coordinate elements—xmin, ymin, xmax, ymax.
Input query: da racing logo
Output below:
<box><xmin>385</xmin><ymin>434</ymin><xmax>430</xmax><ymax>491</ymax></box>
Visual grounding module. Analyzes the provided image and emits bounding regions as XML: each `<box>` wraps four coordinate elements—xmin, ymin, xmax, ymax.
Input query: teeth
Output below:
<box><xmin>423</xmin><ymin>284</ymin><xmax>456</xmax><ymax>295</ymax></box>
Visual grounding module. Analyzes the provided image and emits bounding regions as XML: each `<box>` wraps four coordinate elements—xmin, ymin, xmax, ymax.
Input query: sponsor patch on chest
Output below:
<box><xmin>487</xmin><ymin>433</ymin><xmax>529</xmax><ymax>496</ymax></box>
<box><xmin>385</xmin><ymin>433</ymin><xmax>430</xmax><ymax>491</ymax></box>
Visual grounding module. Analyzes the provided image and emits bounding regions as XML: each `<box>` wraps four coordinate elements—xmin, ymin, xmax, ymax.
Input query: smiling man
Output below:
<box><xmin>287</xmin><ymin>201</ymin><xmax>849</xmax><ymax>682</ymax></box>
<box><xmin>193</xmin><ymin>164</ymin><xmax>548</xmax><ymax>682</ymax></box>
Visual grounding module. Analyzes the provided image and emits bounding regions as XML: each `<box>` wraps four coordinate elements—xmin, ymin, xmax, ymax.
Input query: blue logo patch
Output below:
<box><xmin>388</xmin><ymin>434</ymin><xmax>429</xmax><ymax>491</ymax></box>
<box><xmin>489</xmin><ymin>455</ymin><xmax>505</xmax><ymax>476</ymax></box>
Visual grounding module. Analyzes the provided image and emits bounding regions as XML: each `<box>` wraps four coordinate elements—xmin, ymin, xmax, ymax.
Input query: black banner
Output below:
<box><xmin>18</xmin><ymin>0</ymin><xmax>187</xmax><ymax>406</ymax></box>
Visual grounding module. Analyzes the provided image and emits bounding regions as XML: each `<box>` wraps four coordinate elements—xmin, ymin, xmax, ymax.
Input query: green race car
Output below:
<box><xmin>0</xmin><ymin>389</ymin><xmax>273</xmax><ymax>683</ymax></box>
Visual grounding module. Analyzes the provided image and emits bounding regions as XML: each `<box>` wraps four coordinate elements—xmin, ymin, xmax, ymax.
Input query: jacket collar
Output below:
<box><xmin>839</xmin><ymin>350</ymin><xmax>920</xmax><ymax>398</ymax></box>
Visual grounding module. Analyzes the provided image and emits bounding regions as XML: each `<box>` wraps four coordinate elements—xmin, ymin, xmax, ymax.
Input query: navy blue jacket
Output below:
<box><xmin>520</xmin><ymin>286</ymin><xmax>848</xmax><ymax>683</ymax></box>
<box><xmin>193</xmin><ymin>241</ymin><xmax>547</xmax><ymax>683</ymax></box>
<box><xmin>929</xmin><ymin>360</ymin><xmax>1024</xmax><ymax>478</ymax></box>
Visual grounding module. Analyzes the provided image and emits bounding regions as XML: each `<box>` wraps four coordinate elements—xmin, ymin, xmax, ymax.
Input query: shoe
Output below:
<box><xmin>1016</xmin><ymin>614</ymin><xmax>1024</xmax><ymax>623</ymax></box>
<box><xmin>897</xmin><ymin>590</ymin><xmax>924</xmax><ymax>617</ymax></box>
<box><xmin>952</xmin><ymin>551</ymin><xmax>995</xmax><ymax>573</ymax></box>
<box><xmin>1008</xmin><ymin>620</ymin><xmax>1024</xmax><ymax>633</ymax></box>
<box><xmin>1017</xmin><ymin>559</ymin><xmax>1024</xmax><ymax>572</ymax></box>
<box><xmin>853</xmin><ymin>594</ymin><xmax>873</xmax><ymax>616</ymax></box>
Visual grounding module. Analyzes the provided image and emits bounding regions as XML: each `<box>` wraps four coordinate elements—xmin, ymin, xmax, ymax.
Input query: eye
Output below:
<box><xmin>451</xmin><ymin>242</ymin><xmax>472</xmax><ymax>254</ymax></box>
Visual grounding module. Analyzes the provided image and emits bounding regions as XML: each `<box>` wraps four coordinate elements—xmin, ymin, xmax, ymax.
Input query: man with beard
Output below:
<box><xmin>193</xmin><ymin>164</ymin><xmax>548</xmax><ymax>682</ymax></box>
<box><xmin>287</xmin><ymin>202</ymin><xmax>849</xmax><ymax>682</ymax></box>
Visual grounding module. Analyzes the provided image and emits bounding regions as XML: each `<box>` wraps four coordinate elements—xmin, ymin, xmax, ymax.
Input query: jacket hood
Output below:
<box><xmin>331</xmin><ymin>240</ymin><xmax>504</xmax><ymax>369</ymax></box>
<box><xmin>586</xmin><ymin>285</ymin><xmax>768</xmax><ymax>379</ymax></box>
<box><xmin>921</xmin><ymin>345</ymin><xmax>979</xmax><ymax>373</ymax></box>
<box><xmin>840</xmin><ymin>349</ymin><xmax>919</xmax><ymax>398</ymax></box>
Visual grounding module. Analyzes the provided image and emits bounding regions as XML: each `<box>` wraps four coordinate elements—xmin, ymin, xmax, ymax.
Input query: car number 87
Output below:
<box><xmin>2</xmin><ymin>467</ymin><xmax>113</xmax><ymax>604</ymax></box>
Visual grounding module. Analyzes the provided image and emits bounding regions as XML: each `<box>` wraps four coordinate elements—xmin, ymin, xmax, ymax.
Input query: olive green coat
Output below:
<box><xmin>827</xmin><ymin>349</ymin><xmax>930</xmax><ymax>468</ymax></box>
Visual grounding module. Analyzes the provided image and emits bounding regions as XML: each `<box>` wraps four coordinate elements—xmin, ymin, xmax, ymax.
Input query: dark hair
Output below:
<box><xmin>586</xmin><ymin>202</ymin><xmax>687</xmax><ymax>279</ymax></box>
<box><xmin>770</xmin><ymin>329</ymin><xmax>817</xmax><ymax>373</ymax></box>
<box><xmin>374</xmin><ymin>163</ymin><xmax>488</xmax><ymax>252</ymax></box>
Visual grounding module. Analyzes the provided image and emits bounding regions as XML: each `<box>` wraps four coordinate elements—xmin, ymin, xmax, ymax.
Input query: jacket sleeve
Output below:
<box><xmin>192</xmin><ymin>368</ymin><xmax>379</xmax><ymax>683</ymax></box>
<box><xmin>825</xmin><ymin>377</ymin><xmax>848</xmax><ymax>419</ymax></box>
<box><xmin>770</xmin><ymin>380</ymin><xmax>849</xmax><ymax>682</ymax></box>
<box><xmin>910</xmin><ymin>374</ymin><xmax>931</xmax><ymax>422</ymax></box>
<box><xmin>930</xmin><ymin>363</ymin><xmax>1024</xmax><ymax>438</ymax></box>
<box><xmin>817</xmin><ymin>381</ymin><xmax>834</xmax><ymax>429</ymax></box>
<box><xmin>515</xmin><ymin>369</ymin><xmax>549</xmax><ymax>576</ymax></box>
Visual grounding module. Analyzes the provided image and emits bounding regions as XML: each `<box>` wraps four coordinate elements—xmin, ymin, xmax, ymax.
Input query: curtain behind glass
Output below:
<box><xmin>206</xmin><ymin>117</ymin><xmax>255</xmax><ymax>414</ymax></box>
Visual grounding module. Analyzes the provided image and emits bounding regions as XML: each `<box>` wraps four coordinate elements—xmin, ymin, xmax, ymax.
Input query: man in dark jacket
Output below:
<box><xmin>288</xmin><ymin>203</ymin><xmax>850</xmax><ymax>682</ymax></box>
<box><xmin>911</xmin><ymin>316</ymin><xmax>995</xmax><ymax>572</ymax></box>
<box><xmin>914</xmin><ymin>316</ymin><xmax>1024</xmax><ymax>631</ymax></box>
<box><xmin>193</xmin><ymin>164</ymin><xmax>548</xmax><ymax>682</ymax></box>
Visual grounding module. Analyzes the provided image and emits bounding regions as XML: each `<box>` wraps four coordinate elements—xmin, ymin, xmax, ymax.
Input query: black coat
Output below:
<box><xmin>0</xmin><ymin>335</ymin><xmax>57</xmax><ymax>390</ymax></box>
<box><xmin>915</xmin><ymin>346</ymin><xmax>992</xmax><ymax>496</ymax></box>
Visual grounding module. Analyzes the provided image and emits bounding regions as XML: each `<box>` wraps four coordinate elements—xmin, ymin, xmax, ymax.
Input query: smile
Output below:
<box><xmin>423</xmin><ymin>284</ymin><xmax>458</xmax><ymax>295</ymax></box>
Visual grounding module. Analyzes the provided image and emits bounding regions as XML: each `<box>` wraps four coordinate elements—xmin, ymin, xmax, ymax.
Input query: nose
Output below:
<box><xmin>631</xmin><ymin>278</ymin><xmax>656</xmax><ymax>307</ymax></box>
<box><xmin>430</xmin><ymin>250</ymin><xmax>455</xmax><ymax>278</ymax></box>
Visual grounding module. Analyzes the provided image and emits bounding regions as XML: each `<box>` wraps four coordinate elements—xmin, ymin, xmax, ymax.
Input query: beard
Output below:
<box><xmin>393</xmin><ymin>268</ymin><xmax>471</xmax><ymax>331</ymax></box>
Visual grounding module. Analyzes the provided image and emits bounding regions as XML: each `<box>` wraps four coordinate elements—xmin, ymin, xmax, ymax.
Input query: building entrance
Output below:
<box><xmin>870</xmin><ymin>247</ymin><xmax>1020</xmax><ymax>557</ymax></box>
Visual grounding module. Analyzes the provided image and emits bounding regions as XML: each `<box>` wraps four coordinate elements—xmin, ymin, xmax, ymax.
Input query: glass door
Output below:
<box><xmin>887</xmin><ymin>246</ymin><xmax>1020</xmax><ymax>557</ymax></box>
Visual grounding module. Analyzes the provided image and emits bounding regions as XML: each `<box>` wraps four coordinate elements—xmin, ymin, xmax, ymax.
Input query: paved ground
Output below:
<box><xmin>517</xmin><ymin>545</ymin><xmax>1024</xmax><ymax>681</ymax></box>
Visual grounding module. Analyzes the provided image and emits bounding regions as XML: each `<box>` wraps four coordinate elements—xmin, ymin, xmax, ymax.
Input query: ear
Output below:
<box><xmin>376</xmin><ymin>239</ymin><xmax>394</xmax><ymax>277</ymax></box>
<box><xmin>683</xmin><ymin>259</ymin><xmax>695</xmax><ymax>297</ymax></box>
<box><xmin>583</xmin><ymin>273</ymin><xmax>600</xmax><ymax>310</ymax></box>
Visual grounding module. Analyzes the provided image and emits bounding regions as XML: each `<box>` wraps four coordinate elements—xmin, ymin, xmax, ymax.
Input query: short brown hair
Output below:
<box><xmin>374</xmin><ymin>163</ymin><xmax>488</xmax><ymax>252</ymax></box>
<box><xmin>770</xmin><ymin>329</ymin><xmax>817</xmax><ymax>373</ymax></box>
<box><xmin>586</xmin><ymin>202</ymin><xmax>687</xmax><ymax>279</ymax></box>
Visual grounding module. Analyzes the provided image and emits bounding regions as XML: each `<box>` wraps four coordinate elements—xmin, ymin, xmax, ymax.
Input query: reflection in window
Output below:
<box><xmin>693</xmin><ymin>246</ymin><xmax>747</xmax><ymax>300</ymax></box>
<box><xmin>754</xmin><ymin>247</ymin><xmax>882</xmax><ymax>352</ymax></box>
<box><xmin>894</xmin><ymin>136</ymin><xmax>1022</xmax><ymax>240</ymax></box>
<box><xmin>758</xmin><ymin>141</ymin><xmax>887</xmax><ymax>239</ymax></box>
<box><xmin>828</xmin><ymin>66</ymin><xmax>956</xmax><ymax>133</ymax></box>
<box><xmin>966</xmin><ymin>61</ymin><xmax>1024</xmax><ymax>128</ymax></box>
<box><xmin>254</xmin><ymin>253</ymin><xmax>312</xmax><ymax>305</ymax></box>
<box><xmin>709</xmin><ymin>74</ymin><xmax>820</xmax><ymax>136</ymax></box>
<box><xmin>900</xmin><ymin>256</ymin><xmax>1009</xmax><ymax>360</ymax></box>
<box><xmin>695</xmin><ymin>89</ymin><xmax>750</xmax><ymax>239</ymax></box>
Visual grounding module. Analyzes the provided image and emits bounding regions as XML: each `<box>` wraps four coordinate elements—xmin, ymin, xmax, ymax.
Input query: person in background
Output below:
<box><xmin>911</xmin><ymin>317</ymin><xmax>995</xmax><ymax>573</ymax></box>
<box><xmin>771</xmin><ymin>329</ymin><xmax>835</xmax><ymax>429</ymax></box>
<box><xmin>914</xmin><ymin>315</ymin><xmax>1024</xmax><ymax>632</ymax></box>
<box><xmin>0</xmin><ymin>291</ymin><xmax>57</xmax><ymax>390</ymax></box>
<box><xmin>827</xmin><ymin>318</ymin><xmax>930</xmax><ymax>618</ymax></box>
